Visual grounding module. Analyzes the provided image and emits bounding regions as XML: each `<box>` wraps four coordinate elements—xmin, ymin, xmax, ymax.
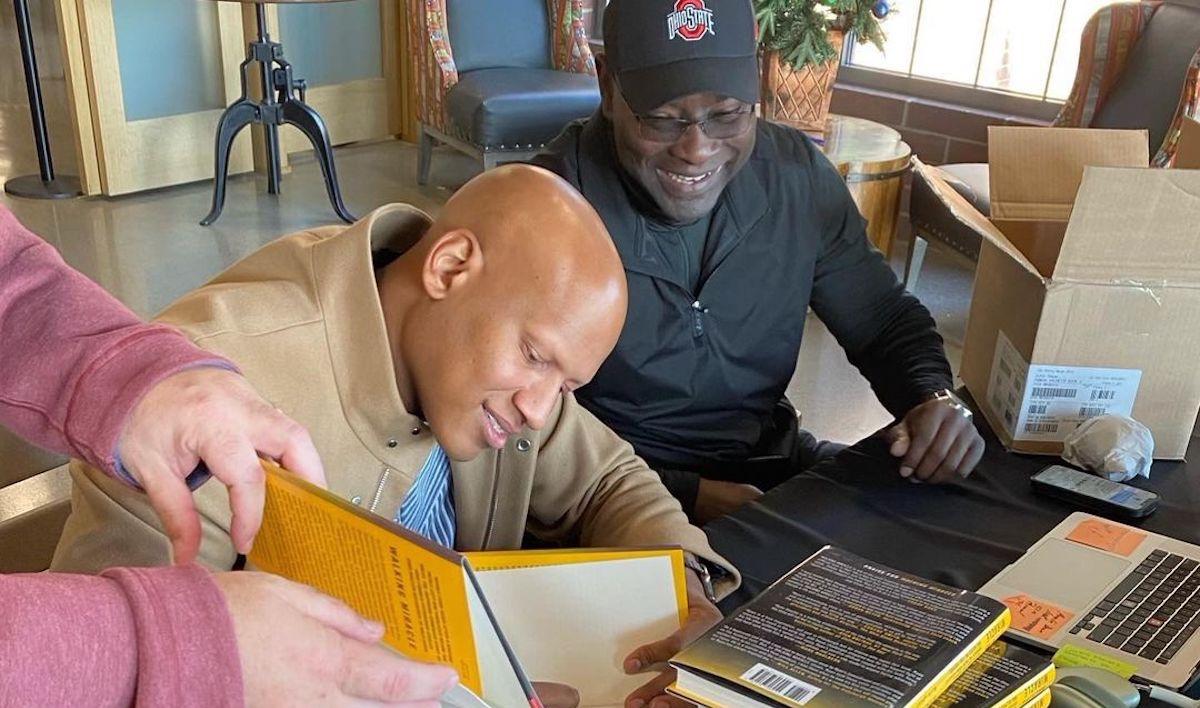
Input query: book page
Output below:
<box><xmin>474</xmin><ymin>555</ymin><xmax>683</xmax><ymax>707</ymax></box>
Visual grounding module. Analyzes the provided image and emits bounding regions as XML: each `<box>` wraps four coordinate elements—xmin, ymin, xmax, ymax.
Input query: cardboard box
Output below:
<box><xmin>918</xmin><ymin>126</ymin><xmax>1200</xmax><ymax>458</ymax></box>
<box><xmin>1176</xmin><ymin>115</ymin><xmax>1200</xmax><ymax>170</ymax></box>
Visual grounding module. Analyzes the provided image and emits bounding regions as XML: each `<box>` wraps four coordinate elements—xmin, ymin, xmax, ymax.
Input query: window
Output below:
<box><xmin>846</xmin><ymin>0</ymin><xmax>1116</xmax><ymax>102</ymax></box>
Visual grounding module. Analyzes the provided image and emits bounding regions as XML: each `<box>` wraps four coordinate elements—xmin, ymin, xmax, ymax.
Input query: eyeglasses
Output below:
<box><xmin>633</xmin><ymin>108</ymin><xmax>756</xmax><ymax>143</ymax></box>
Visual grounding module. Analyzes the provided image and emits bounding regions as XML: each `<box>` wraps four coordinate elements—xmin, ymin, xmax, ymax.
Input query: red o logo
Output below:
<box><xmin>667</xmin><ymin>0</ymin><xmax>715</xmax><ymax>42</ymax></box>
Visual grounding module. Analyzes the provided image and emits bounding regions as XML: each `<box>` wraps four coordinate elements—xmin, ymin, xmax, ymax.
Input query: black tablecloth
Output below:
<box><xmin>706</xmin><ymin>398</ymin><xmax>1200</xmax><ymax>614</ymax></box>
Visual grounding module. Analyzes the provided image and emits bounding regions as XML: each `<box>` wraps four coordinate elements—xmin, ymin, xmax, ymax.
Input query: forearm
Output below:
<box><xmin>0</xmin><ymin>565</ymin><xmax>242</xmax><ymax>707</ymax></box>
<box><xmin>0</xmin><ymin>207</ymin><xmax>231</xmax><ymax>474</ymax></box>
<box><xmin>846</xmin><ymin>291</ymin><xmax>953</xmax><ymax>418</ymax></box>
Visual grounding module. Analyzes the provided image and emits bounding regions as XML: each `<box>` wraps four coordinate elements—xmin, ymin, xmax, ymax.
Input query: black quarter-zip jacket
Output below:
<box><xmin>534</xmin><ymin>112</ymin><xmax>953</xmax><ymax>490</ymax></box>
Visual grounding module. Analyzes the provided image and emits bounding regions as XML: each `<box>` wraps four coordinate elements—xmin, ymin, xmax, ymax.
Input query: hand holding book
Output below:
<box><xmin>623</xmin><ymin>567</ymin><xmax>725</xmax><ymax>708</ymax></box>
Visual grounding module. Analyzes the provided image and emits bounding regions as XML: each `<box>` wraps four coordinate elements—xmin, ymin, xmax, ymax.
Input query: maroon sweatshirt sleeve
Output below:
<box><xmin>0</xmin><ymin>206</ymin><xmax>233</xmax><ymax>476</ymax></box>
<box><xmin>0</xmin><ymin>564</ymin><xmax>243</xmax><ymax>706</ymax></box>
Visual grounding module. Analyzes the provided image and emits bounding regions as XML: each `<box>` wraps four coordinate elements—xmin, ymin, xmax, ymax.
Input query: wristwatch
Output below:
<box><xmin>683</xmin><ymin>555</ymin><xmax>718</xmax><ymax>603</ymax></box>
<box><xmin>927</xmin><ymin>388</ymin><xmax>973</xmax><ymax>419</ymax></box>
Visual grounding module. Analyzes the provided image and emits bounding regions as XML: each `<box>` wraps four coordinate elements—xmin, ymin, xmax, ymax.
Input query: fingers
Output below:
<box><xmin>913</xmin><ymin>417</ymin><xmax>957</xmax><ymax>483</ymax></box>
<box><xmin>139</xmin><ymin>470</ymin><xmax>202</xmax><ymax>565</ymax></box>
<box><xmin>338</xmin><ymin>641</ymin><xmax>458</xmax><ymax>704</ymax></box>
<box><xmin>532</xmin><ymin>682</ymin><xmax>581</xmax><ymax>708</ymax></box>
<box><xmin>624</xmin><ymin>669</ymin><xmax>682</xmax><ymax>708</ymax></box>
<box><xmin>624</xmin><ymin>629</ymin><xmax>685</xmax><ymax>674</ymax></box>
<box><xmin>898</xmin><ymin>418</ymin><xmax>935</xmax><ymax>479</ymax></box>
<box><xmin>958</xmin><ymin>435</ymin><xmax>985</xmax><ymax>478</ymax></box>
<box><xmin>907</xmin><ymin>413</ymin><xmax>983</xmax><ymax>484</ymax></box>
<box><xmin>200</xmin><ymin>433</ymin><xmax>268</xmax><ymax>555</ymax></box>
<box><xmin>884</xmin><ymin>422</ymin><xmax>910</xmax><ymax>458</ymax></box>
<box><xmin>274</xmin><ymin>576</ymin><xmax>386</xmax><ymax>644</ymax></box>
<box><xmin>275</xmin><ymin>421</ymin><xmax>327</xmax><ymax>487</ymax></box>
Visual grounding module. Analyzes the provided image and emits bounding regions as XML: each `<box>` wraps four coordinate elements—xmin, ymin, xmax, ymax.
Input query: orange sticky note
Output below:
<box><xmin>1066</xmin><ymin>518</ymin><xmax>1147</xmax><ymax>557</ymax></box>
<box><xmin>1004</xmin><ymin>594</ymin><xmax>1074</xmax><ymax>639</ymax></box>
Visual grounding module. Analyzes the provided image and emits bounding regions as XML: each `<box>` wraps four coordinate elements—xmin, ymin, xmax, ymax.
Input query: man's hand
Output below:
<box><xmin>622</xmin><ymin>568</ymin><xmax>722</xmax><ymax>708</ymax></box>
<box><xmin>532</xmin><ymin>682</ymin><xmax>581</xmax><ymax>708</ymax></box>
<box><xmin>883</xmin><ymin>397</ymin><xmax>984</xmax><ymax>484</ymax></box>
<box><xmin>119</xmin><ymin>368</ymin><xmax>326</xmax><ymax>564</ymax></box>
<box><xmin>213</xmin><ymin>572</ymin><xmax>457</xmax><ymax>706</ymax></box>
<box><xmin>693</xmin><ymin>478</ymin><xmax>763</xmax><ymax>525</ymax></box>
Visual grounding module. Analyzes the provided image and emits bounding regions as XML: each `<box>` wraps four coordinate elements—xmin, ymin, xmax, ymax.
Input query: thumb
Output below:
<box><xmin>884</xmin><ymin>422</ymin><xmax>910</xmax><ymax>458</ymax></box>
<box><xmin>624</xmin><ymin>628</ymin><xmax>685</xmax><ymax>674</ymax></box>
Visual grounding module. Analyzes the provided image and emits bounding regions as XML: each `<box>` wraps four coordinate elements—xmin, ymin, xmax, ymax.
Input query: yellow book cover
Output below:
<box><xmin>249</xmin><ymin>461</ymin><xmax>686</xmax><ymax>706</ymax></box>
<box><xmin>669</xmin><ymin>546</ymin><xmax>1011</xmax><ymax>708</ymax></box>
<box><xmin>1021</xmin><ymin>689</ymin><xmax>1051</xmax><ymax>708</ymax></box>
<box><xmin>931</xmin><ymin>640</ymin><xmax>1056</xmax><ymax>708</ymax></box>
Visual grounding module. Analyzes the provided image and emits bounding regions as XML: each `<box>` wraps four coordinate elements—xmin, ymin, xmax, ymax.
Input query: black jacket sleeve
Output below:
<box><xmin>653</xmin><ymin>467</ymin><xmax>702</xmax><ymax>519</ymax></box>
<box><xmin>804</xmin><ymin>145</ymin><xmax>953</xmax><ymax>418</ymax></box>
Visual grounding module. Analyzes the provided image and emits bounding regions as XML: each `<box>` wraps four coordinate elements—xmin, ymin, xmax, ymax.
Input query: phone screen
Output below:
<box><xmin>1034</xmin><ymin>466</ymin><xmax>1156</xmax><ymax>510</ymax></box>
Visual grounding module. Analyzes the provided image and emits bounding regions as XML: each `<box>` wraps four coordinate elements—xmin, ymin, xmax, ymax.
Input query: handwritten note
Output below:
<box><xmin>1066</xmin><ymin>518</ymin><xmax>1147</xmax><ymax>557</ymax></box>
<box><xmin>1054</xmin><ymin>644</ymin><xmax>1137</xmax><ymax>679</ymax></box>
<box><xmin>1003</xmin><ymin>594</ymin><xmax>1074</xmax><ymax>639</ymax></box>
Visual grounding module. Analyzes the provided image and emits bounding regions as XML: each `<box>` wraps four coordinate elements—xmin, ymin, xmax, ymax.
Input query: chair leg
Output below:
<box><xmin>281</xmin><ymin>99</ymin><xmax>356</xmax><ymax>224</ymax></box>
<box><xmin>904</xmin><ymin>234</ymin><xmax>928</xmax><ymax>290</ymax></box>
<box><xmin>417</xmin><ymin>128</ymin><xmax>435</xmax><ymax>185</ymax></box>
<box><xmin>201</xmin><ymin>99</ymin><xmax>259</xmax><ymax>226</ymax></box>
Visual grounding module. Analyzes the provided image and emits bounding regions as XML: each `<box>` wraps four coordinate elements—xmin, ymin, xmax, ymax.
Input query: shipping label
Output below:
<box><xmin>987</xmin><ymin>331</ymin><xmax>1029</xmax><ymax>439</ymax></box>
<box><xmin>988</xmin><ymin>331</ymin><xmax>1141</xmax><ymax>442</ymax></box>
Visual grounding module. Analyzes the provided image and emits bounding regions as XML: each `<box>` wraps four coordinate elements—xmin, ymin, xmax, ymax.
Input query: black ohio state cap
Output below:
<box><xmin>603</xmin><ymin>0</ymin><xmax>759</xmax><ymax>113</ymax></box>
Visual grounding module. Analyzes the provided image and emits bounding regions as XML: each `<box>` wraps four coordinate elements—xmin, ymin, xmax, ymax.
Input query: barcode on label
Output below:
<box><xmin>1032</xmin><ymin>386</ymin><xmax>1077</xmax><ymax>399</ymax></box>
<box><xmin>741</xmin><ymin>663</ymin><xmax>821</xmax><ymax>705</ymax></box>
<box><xmin>1091</xmin><ymin>389</ymin><xmax>1116</xmax><ymax>401</ymax></box>
<box><xmin>1024</xmin><ymin>422</ymin><xmax>1059</xmax><ymax>434</ymax></box>
<box><xmin>1028</xmin><ymin>403</ymin><xmax>1048</xmax><ymax>415</ymax></box>
<box><xmin>1079</xmin><ymin>406</ymin><xmax>1106</xmax><ymax>418</ymax></box>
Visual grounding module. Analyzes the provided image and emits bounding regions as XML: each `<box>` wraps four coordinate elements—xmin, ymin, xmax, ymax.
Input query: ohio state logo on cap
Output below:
<box><xmin>666</xmin><ymin>0</ymin><xmax>715</xmax><ymax>41</ymax></box>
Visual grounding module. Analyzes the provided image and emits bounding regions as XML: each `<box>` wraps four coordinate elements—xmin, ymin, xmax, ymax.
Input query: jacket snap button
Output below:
<box><xmin>516</xmin><ymin>438</ymin><xmax>531</xmax><ymax>452</ymax></box>
<box><xmin>351</xmin><ymin>496</ymin><xmax>363</xmax><ymax>505</ymax></box>
<box><xmin>388</xmin><ymin>438</ymin><xmax>399</xmax><ymax>447</ymax></box>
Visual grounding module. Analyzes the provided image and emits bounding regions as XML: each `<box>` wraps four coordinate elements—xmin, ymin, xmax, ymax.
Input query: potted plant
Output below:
<box><xmin>755</xmin><ymin>0</ymin><xmax>891</xmax><ymax>132</ymax></box>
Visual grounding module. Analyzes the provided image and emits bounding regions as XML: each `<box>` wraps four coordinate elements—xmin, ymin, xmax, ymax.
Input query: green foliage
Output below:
<box><xmin>754</xmin><ymin>0</ymin><xmax>889</xmax><ymax>70</ymax></box>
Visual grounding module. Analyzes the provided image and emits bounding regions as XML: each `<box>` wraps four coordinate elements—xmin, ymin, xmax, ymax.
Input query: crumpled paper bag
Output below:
<box><xmin>1061</xmin><ymin>414</ymin><xmax>1154</xmax><ymax>482</ymax></box>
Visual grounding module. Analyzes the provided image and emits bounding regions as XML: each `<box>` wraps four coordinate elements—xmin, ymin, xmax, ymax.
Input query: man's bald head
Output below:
<box><xmin>379</xmin><ymin>165</ymin><xmax>628</xmax><ymax>461</ymax></box>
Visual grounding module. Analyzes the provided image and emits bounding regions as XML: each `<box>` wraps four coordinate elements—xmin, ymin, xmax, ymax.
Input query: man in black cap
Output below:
<box><xmin>536</xmin><ymin>0</ymin><xmax>980</xmax><ymax>621</ymax></box>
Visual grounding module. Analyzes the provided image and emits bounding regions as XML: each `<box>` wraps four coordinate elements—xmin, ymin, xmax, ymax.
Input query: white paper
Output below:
<box><xmin>987</xmin><ymin>330</ymin><xmax>1029</xmax><ymax>439</ymax></box>
<box><xmin>473</xmin><ymin>556</ymin><xmax>681</xmax><ymax>708</ymax></box>
<box><xmin>1014</xmin><ymin>365</ymin><xmax>1141</xmax><ymax>442</ymax></box>
<box><xmin>988</xmin><ymin>330</ymin><xmax>1142</xmax><ymax>442</ymax></box>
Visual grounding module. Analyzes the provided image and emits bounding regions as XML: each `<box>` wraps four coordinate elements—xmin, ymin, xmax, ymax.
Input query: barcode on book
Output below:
<box><xmin>740</xmin><ymin>663</ymin><xmax>821</xmax><ymax>705</ymax></box>
<box><xmin>1032</xmin><ymin>386</ymin><xmax>1077</xmax><ymax>399</ymax></box>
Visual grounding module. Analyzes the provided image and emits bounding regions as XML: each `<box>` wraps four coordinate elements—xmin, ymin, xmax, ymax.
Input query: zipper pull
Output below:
<box><xmin>691</xmin><ymin>300</ymin><xmax>709</xmax><ymax>338</ymax></box>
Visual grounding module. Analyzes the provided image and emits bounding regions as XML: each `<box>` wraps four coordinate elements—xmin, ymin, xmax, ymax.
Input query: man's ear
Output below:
<box><xmin>597</xmin><ymin>53</ymin><xmax>616</xmax><ymax>120</ymax></box>
<box><xmin>422</xmin><ymin>228</ymin><xmax>482</xmax><ymax>300</ymax></box>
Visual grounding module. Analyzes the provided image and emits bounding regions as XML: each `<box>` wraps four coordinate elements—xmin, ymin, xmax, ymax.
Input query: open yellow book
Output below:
<box><xmin>248</xmin><ymin>461</ymin><xmax>688</xmax><ymax>707</ymax></box>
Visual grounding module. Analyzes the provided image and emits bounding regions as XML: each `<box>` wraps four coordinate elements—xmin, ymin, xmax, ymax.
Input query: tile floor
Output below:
<box><xmin>0</xmin><ymin>138</ymin><xmax>976</xmax><ymax>481</ymax></box>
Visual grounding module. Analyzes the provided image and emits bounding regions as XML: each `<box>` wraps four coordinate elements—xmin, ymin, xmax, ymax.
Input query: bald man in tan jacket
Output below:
<box><xmin>53</xmin><ymin>165</ymin><xmax>739</xmax><ymax>706</ymax></box>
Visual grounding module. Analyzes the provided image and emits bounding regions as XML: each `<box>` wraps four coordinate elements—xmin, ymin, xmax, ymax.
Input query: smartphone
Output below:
<box><xmin>1031</xmin><ymin>464</ymin><xmax>1159</xmax><ymax>519</ymax></box>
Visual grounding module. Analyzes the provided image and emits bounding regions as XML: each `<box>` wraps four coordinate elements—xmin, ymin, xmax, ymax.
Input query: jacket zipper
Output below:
<box><xmin>368</xmin><ymin>465</ymin><xmax>391</xmax><ymax>513</ymax></box>
<box><xmin>481</xmin><ymin>450</ymin><xmax>501</xmax><ymax>547</ymax></box>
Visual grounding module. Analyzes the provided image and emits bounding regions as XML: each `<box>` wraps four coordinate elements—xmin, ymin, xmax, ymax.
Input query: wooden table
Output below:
<box><xmin>810</xmin><ymin>115</ymin><xmax>912</xmax><ymax>257</ymax></box>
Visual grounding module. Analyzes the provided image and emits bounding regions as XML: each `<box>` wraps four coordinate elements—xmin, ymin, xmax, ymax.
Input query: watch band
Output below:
<box><xmin>928</xmin><ymin>388</ymin><xmax>973</xmax><ymax>419</ymax></box>
<box><xmin>684</xmin><ymin>556</ymin><xmax>718</xmax><ymax>603</ymax></box>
